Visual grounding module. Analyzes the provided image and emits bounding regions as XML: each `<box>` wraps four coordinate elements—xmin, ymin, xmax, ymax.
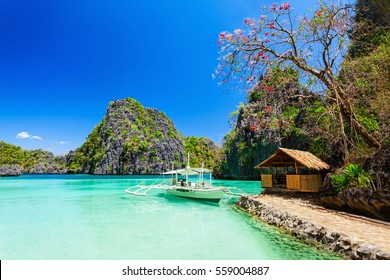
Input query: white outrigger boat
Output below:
<box><xmin>124</xmin><ymin>164</ymin><xmax>244</xmax><ymax>203</ymax></box>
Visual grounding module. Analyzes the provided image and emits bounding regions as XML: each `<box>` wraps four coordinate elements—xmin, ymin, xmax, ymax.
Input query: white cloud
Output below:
<box><xmin>16</xmin><ymin>131</ymin><xmax>31</xmax><ymax>139</ymax></box>
<box><xmin>58</xmin><ymin>141</ymin><xmax>68</xmax><ymax>145</ymax></box>
<box><xmin>16</xmin><ymin>131</ymin><xmax>43</xmax><ymax>140</ymax></box>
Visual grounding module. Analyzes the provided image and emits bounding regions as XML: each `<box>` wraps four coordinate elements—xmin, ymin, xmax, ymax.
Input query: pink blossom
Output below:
<box><xmin>279</xmin><ymin>2</ymin><xmax>290</xmax><ymax>10</ymax></box>
<box><xmin>265</xmin><ymin>39</ymin><xmax>270</xmax><ymax>43</ymax></box>
<box><xmin>244</xmin><ymin>18</ymin><xmax>254</xmax><ymax>25</ymax></box>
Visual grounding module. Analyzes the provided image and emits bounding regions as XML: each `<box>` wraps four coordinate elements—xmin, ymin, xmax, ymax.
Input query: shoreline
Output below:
<box><xmin>237</xmin><ymin>194</ymin><xmax>390</xmax><ymax>260</ymax></box>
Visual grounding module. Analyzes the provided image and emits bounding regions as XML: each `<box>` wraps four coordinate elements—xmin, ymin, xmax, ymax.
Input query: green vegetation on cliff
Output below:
<box><xmin>183</xmin><ymin>136</ymin><xmax>222</xmax><ymax>169</ymax></box>
<box><xmin>67</xmin><ymin>98</ymin><xmax>222</xmax><ymax>174</ymax></box>
<box><xmin>66</xmin><ymin>97</ymin><xmax>187</xmax><ymax>174</ymax></box>
<box><xmin>216</xmin><ymin>0</ymin><xmax>390</xmax><ymax>186</ymax></box>
<box><xmin>0</xmin><ymin>141</ymin><xmax>66</xmax><ymax>173</ymax></box>
<box><xmin>349</xmin><ymin>0</ymin><xmax>390</xmax><ymax>58</ymax></box>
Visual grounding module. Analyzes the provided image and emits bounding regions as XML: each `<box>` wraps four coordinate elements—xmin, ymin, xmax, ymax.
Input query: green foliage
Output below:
<box><xmin>125</xmin><ymin>97</ymin><xmax>144</xmax><ymax>112</ymax></box>
<box><xmin>67</xmin><ymin>120</ymin><xmax>105</xmax><ymax>172</ymax></box>
<box><xmin>355</xmin><ymin>108</ymin><xmax>379</xmax><ymax>133</ymax></box>
<box><xmin>153</xmin><ymin>130</ymin><xmax>163</xmax><ymax>140</ymax></box>
<box><xmin>331</xmin><ymin>164</ymin><xmax>373</xmax><ymax>192</ymax></box>
<box><xmin>184</xmin><ymin>136</ymin><xmax>221</xmax><ymax>169</ymax></box>
<box><xmin>282</xmin><ymin>106</ymin><xmax>299</xmax><ymax>120</ymax></box>
<box><xmin>309</xmin><ymin>137</ymin><xmax>330</xmax><ymax>159</ymax></box>
<box><xmin>120</xmin><ymin>129</ymin><xmax>128</xmax><ymax>139</ymax></box>
<box><xmin>0</xmin><ymin>141</ymin><xmax>65</xmax><ymax>172</ymax></box>
<box><xmin>0</xmin><ymin>141</ymin><xmax>24</xmax><ymax>165</ymax></box>
<box><xmin>222</xmin><ymin>129</ymin><xmax>237</xmax><ymax>150</ymax></box>
<box><xmin>349</xmin><ymin>0</ymin><xmax>390</xmax><ymax>58</ymax></box>
<box><xmin>228</xmin><ymin>102</ymin><xmax>245</xmax><ymax>126</ymax></box>
<box><xmin>167</xmin><ymin>126</ymin><xmax>176</xmax><ymax>138</ymax></box>
<box><xmin>341</xmin><ymin>31</ymin><xmax>390</xmax><ymax>152</ymax></box>
<box><xmin>66</xmin><ymin>97</ymin><xmax>185</xmax><ymax>173</ymax></box>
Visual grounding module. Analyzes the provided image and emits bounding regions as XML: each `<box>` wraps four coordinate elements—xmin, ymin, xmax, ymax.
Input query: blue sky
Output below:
<box><xmin>0</xmin><ymin>0</ymin><xmax>317</xmax><ymax>155</ymax></box>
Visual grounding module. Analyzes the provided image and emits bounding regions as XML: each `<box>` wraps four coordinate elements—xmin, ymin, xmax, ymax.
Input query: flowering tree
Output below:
<box><xmin>216</xmin><ymin>1</ymin><xmax>382</xmax><ymax>162</ymax></box>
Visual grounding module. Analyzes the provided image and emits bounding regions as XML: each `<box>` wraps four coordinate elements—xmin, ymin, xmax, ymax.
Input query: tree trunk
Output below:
<box><xmin>340</xmin><ymin>103</ymin><xmax>382</xmax><ymax>149</ymax></box>
<box><xmin>335</xmin><ymin>85</ymin><xmax>382</xmax><ymax>150</ymax></box>
<box><xmin>324</xmin><ymin>77</ymin><xmax>383</xmax><ymax>151</ymax></box>
<box><xmin>335</xmin><ymin>96</ymin><xmax>350</xmax><ymax>164</ymax></box>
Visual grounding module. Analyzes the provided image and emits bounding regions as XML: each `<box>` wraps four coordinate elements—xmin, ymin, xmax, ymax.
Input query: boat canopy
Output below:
<box><xmin>162</xmin><ymin>167</ymin><xmax>212</xmax><ymax>175</ymax></box>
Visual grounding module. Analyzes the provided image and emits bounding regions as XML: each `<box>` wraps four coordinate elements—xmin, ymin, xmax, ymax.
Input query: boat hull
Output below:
<box><xmin>165</xmin><ymin>187</ymin><xmax>225</xmax><ymax>203</ymax></box>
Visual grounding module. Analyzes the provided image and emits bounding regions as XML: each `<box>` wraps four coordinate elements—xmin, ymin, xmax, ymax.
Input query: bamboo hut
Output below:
<box><xmin>255</xmin><ymin>147</ymin><xmax>331</xmax><ymax>192</ymax></box>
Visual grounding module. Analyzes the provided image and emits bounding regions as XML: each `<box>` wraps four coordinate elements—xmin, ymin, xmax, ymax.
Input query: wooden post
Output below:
<box><xmin>295</xmin><ymin>161</ymin><xmax>300</xmax><ymax>175</ymax></box>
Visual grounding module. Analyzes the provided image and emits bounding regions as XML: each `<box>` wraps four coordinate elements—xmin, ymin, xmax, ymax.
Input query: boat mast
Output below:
<box><xmin>171</xmin><ymin>162</ymin><xmax>176</xmax><ymax>185</ymax></box>
<box><xmin>202</xmin><ymin>162</ymin><xmax>204</xmax><ymax>186</ymax></box>
<box><xmin>186</xmin><ymin>152</ymin><xmax>190</xmax><ymax>186</ymax></box>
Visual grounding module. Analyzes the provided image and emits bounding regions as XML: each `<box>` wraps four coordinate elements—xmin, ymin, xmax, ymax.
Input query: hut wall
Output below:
<box><xmin>286</xmin><ymin>175</ymin><xmax>300</xmax><ymax>190</ymax></box>
<box><xmin>300</xmin><ymin>174</ymin><xmax>322</xmax><ymax>192</ymax></box>
<box><xmin>286</xmin><ymin>174</ymin><xmax>322</xmax><ymax>192</ymax></box>
<box><xmin>261</xmin><ymin>175</ymin><xmax>273</xmax><ymax>188</ymax></box>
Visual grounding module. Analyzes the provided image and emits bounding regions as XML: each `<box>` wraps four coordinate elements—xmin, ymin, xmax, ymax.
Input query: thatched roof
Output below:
<box><xmin>255</xmin><ymin>147</ymin><xmax>331</xmax><ymax>171</ymax></box>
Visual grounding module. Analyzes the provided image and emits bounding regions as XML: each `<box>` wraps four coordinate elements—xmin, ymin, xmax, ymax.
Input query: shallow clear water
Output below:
<box><xmin>0</xmin><ymin>175</ymin><xmax>339</xmax><ymax>260</ymax></box>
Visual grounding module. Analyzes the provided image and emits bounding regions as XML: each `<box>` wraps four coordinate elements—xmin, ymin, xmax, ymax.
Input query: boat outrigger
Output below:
<box><xmin>124</xmin><ymin>165</ymin><xmax>245</xmax><ymax>203</ymax></box>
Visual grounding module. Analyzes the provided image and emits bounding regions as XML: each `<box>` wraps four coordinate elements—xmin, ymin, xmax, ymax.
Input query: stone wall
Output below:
<box><xmin>237</xmin><ymin>195</ymin><xmax>390</xmax><ymax>260</ymax></box>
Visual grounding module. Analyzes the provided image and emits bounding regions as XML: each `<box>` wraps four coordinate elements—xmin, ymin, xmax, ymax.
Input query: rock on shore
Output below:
<box><xmin>319</xmin><ymin>174</ymin><xmax>390</xmax><ymax>222</ymax></box>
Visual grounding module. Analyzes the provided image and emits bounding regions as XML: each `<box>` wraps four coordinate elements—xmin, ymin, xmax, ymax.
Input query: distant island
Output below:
<box><xmin>0</xmin><ymin>98</ymin><xmax>221</xmax><ymax>176</ymax></box>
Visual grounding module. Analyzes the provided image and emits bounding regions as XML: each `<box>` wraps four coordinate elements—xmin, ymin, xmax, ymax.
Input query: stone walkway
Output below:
<box><xmin>253</xmin><ymin>194</ymin><xmax>390</xmax><ymax>253</ymax></box>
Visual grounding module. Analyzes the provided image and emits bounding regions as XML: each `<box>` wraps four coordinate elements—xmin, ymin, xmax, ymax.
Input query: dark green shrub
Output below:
<box><xmin>331</xmin><ymin>163</ymin><xmax>373</xmax><ymax>192</ymax></box>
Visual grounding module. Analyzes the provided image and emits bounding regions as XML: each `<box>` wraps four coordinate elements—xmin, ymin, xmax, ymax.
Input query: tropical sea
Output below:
<box><xmin>0</xmin><ymin>175</ymin><xmax>339</xmax><ymax>260</ymax></box>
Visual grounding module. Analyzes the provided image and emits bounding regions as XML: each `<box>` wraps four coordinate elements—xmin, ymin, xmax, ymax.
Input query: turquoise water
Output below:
<box><xmin>0</xmin><ymin>175</ymin><xmax>339</xmax><ymax>260</ymax></box>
